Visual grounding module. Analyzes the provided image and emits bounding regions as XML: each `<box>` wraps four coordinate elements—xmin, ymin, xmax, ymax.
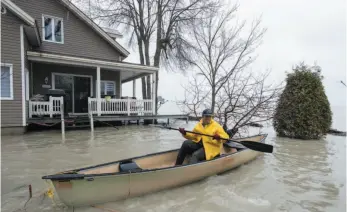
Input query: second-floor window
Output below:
<box><xmin>43</xmin><ymin>15</ymin><xmax>64</xmax><ymax>43</ymax></box>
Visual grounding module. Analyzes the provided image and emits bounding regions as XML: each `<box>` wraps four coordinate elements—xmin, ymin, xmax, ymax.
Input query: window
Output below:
<box><xmin>42</xmin><ymin>15</ymin><xmax>63</xmax><ymax>43</ymax></box>
<box><xmin>1</xmin><ymin>64</ymin><xmax>13</xmax><ymax>100</ymax></box>
<box><xmin>100</xmin><ymin>81</ymin><xmax>115</xmax><ymax>95</ymax></box>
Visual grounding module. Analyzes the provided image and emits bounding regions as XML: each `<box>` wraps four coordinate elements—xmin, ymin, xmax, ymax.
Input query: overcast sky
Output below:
<box><xmin>97</xmin><ymin>0</ymin><xmax>346</xmax><ymax>115</ymax></box>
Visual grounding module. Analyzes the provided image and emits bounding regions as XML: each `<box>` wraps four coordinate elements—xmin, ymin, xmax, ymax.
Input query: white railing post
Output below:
<box><xmin>86</xmin><ymin>98</ymin><xmax>164</xmax><ymax>117</ymax></box>
<box><xmin>96</xmin><ymin>66</ymin><xmax>101</xmax><ymax>116</ymax></box>
<box><xmin>90</xmin><ymin>110</ymin><xmax>94</xmax><ymax>132</ymax></box>
<box><xmin>49</xmin><ymin>96</ymin><xmax>53</xmax><ymax>118</ymax></box>
<box><xmin>152</xmin><ymin>71</ymin><xmax>157</xmax><ymax>115</ymax></box>
<box><xmin>59</xmin><ymin>96</ymin><xmax>64</xmax><ymax>114</ymax></box>
<box><xmin>61</xmin><ymin>101</ymin><xmax>65</xmax><ymax>136</ymax></box>
<box><xmin>88</xmin><ymin>97</ymin><xmax>91</xmax><ymax>114</ymax></box>
<box><xmin>29</xmin><ymin>101</ymin><xmax>32</xmax><ymax>118</ymax></box>
<box><xmin>88</xmin><ymin>97</ymin><xmax>94</xmax><ymax>132</ymax></box>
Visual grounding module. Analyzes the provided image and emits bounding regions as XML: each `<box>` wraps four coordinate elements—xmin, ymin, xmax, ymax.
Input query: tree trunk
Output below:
<box><xmin>144</xmin><ymin>39</ymin><xmax>152</xmax><ymax>100</ymax></box>
<box><xmin>211</xmin><ymin>86</ymin><xmax>216</xmax><ymax>113</ymax></box>
<box><xmin>223</xmin><ymin>109</ymin><xmax>228</xmax><ymax>129</ymax></box>
<box><xmin>143</xmin><ymin>38</ymin><xmax>152</xmax><ymax>124</ymax></box>
<box><xmin>146</xmin><ymin>75</ymin><xmax>151</xmax><ymax>99</ymax></box>
<box><xmin>153</xmin><ymin>58</ymin><xmax>160</xmax><ymax>115</ymax></box>
<box><xmin>153</xmin><ymin>56</ymin><xmax>160</xmax><ymax>114</ymax></box>
<box><xmin>137</xmin><ymin>38</ymin><xmax>147</xmax><ymax>99</ymax></box>
<box><xmin>152</xmin><ymin>0</ymin><xmax>162</xmax><ymax>116</ymax></box>
<box><xmin>141</xmin><ymin>77</ymin><xmax>147</xmax><ymax>99</ymax></box>
<box><xmin>144</xmin><ymin>39</ymin><xmax>151</xmax><ymax>66</ymax></box>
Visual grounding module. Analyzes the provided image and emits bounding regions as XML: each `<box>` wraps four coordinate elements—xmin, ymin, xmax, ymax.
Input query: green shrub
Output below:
<box><xmin>273</xmin><ymin>62</ymin><xmax>332</xmax><ymax>140</ymax></box>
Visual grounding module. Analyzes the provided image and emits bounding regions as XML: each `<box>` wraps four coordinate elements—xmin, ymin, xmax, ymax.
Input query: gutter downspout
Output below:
<box><xmin>20</xmin><ymin>24</ymin><xmax>26</xmax><ymax>127</ymax></box>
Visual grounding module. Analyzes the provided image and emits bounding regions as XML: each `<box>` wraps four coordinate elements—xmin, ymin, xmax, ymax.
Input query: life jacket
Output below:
<box><xmin>183</xmin><ymin>119</ymin><xmax>229</xmax><ymax>160</ymax></box>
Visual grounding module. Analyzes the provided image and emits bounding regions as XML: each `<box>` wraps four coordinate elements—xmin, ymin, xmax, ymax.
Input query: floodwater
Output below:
<box><xmin>1</xmin><ymin>118</ymin><xmax>346</xmax><ymax>212</ymax></box>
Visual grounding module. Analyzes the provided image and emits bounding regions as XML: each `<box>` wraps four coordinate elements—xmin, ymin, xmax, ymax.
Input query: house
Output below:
<box><xmin>0</xmin><ymin>0</ymin><xmax>158</xmax><ymax>135</ymax></box>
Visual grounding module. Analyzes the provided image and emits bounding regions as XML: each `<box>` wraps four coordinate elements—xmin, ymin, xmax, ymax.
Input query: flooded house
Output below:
<box><xmin>0</xmin><ymin>0</ymin><xmax>175</xmax><ymax>135</ymax></box>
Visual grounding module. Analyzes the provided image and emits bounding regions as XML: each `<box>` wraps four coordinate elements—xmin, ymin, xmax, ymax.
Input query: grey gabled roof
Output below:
<box><xmin>2</xmin><ymin>0</ymin><xmax>130</xmax><ymax>57</ymax></box>
<box><xmin>57</xmin><ymin>0</ymin><xmax>130</xmax><ymax>57</ymax></box>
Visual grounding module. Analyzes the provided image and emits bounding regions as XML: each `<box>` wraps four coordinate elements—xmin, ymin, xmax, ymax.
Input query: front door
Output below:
<box><xmin>54</xmin><ymin>74</ymin><xmax>73</xmax><ymax>113</ymax></box>
<box><xmin>74</xmin><ymin>76</ymin><xmax>91</xmax><ymax>113</ymax></box>
<box><xmin>53</xmin><ymin>73</ymin><xmax>92</xmax><ymax>114</ymax></box>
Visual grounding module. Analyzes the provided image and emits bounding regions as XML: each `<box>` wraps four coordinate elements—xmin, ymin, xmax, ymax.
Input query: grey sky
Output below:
<box><xmin>79</xmin><ymin>0</ymin><xmax>346</xmax><ymax>114</ymax></box>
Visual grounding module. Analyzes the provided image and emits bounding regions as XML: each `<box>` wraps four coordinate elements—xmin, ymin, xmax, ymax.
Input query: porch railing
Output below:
<box><xmin>28</xmin><ymin>97</ymin><xmax>154</xmax><ymax>118</ymax></box>
<box><xmin>28</xmin><ymin>96</ymin><xmax>64</xmax><ymax>118</ymax></box>
<box><xmin>88</xmin><ymin>98</ymin><xmax>153</xmax><ymax>116</ymax></box>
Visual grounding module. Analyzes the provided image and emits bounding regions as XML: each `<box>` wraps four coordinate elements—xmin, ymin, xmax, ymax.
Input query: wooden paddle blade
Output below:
<box><xmin>238</xmin><ymin>140</ymin><xmax>273</xmax><ymax>153</ymax></box>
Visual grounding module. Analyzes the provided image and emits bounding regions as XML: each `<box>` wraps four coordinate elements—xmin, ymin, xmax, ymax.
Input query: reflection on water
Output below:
<box><xmin>1</xmin><ymin>121</ymin><xmax>346</xmax><ymax>212</ymax></box>
<box><xmin>271</xmin><ymin>136</ymin><xmax>342</xmax><ymax>212</ymax></box>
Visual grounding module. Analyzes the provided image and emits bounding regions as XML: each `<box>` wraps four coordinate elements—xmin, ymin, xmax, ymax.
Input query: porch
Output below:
<box><xmin>28</xmin><ymin>96</ymin><xmax>154</xmax><ymax>118</ymax></box>
<box><xmin>26</xmin><ymin>51</ymin><xmax>157</xmax><ymax>120</ymax></box>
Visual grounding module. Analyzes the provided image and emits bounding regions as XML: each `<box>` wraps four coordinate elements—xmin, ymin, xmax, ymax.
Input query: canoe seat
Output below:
<box><xmin>119</xmin><ymin>160</ymin><xmax>143</xmax><ymax>173</ymax></box>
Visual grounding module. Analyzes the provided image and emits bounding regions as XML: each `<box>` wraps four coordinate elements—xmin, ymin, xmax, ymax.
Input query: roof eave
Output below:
<box><xmin>2</xmin><ymin>0</ymin><xmax>41</xmax><ymax>47</ymax></box>
<box><xmin>27</xmin><ymin>51</ymin><xmax>158</xmax><ymax>73</ymax></box>
<box><xmin>2</xmin><ymin>0</ymin><xmax>35</xmax><ymax>26</ymax></box>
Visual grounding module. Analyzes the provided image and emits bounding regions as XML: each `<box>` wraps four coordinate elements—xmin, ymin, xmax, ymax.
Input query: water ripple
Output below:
<box><xmin>1</xmin><ymin>122</ymin><xmax>345</xmax><ymax>212</ymax></box>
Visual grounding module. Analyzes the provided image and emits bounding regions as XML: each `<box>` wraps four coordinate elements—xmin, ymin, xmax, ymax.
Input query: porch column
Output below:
<box><xmin>132</xmin><ymin>79</ymin><xmax>136</xmax><ymax>97</ymax></box>
<box><xmin>152</xmin><ymin>71</ymin><xmax>157</xmax><ymax>115</ymax></box>
<box><xmin>96</xmin><ymin>66</ymin><xmax>101</xmax><ymax>116</ymax></box>
<box><xmin>119</xmin><ymin>71</ymin><xmax>122</xmax><ymax>97</ymax></box>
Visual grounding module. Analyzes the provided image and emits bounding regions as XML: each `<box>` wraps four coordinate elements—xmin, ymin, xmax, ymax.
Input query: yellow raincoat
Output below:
<box><xmin>183</xmin><ymin>119</ymin><xmax>229</xmax><ymax>160</ymax></box>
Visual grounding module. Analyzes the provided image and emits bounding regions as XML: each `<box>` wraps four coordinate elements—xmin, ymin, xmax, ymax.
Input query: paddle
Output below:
<box><xmin>152</xmin><ymin>125</ymin><xmax>273</xmax><ymax>153</ymax></box>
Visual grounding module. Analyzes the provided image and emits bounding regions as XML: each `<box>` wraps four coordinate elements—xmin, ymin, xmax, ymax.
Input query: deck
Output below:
<box><xmin>27</xmin><ymin>97</ymin><xmax>189</xmax><ymax>132</ymax></box>
<box><xmin>27</xmin><ymin>114</ymin><xmax>189</xmax><ymax>132</ymax></box>
<box><xmin>28</xmin><ymin>114</ymin><xmax>189</xmax><ymax>124</ymax></box>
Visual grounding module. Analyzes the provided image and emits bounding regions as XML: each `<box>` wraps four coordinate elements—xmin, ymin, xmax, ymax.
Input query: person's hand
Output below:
<box><xmin>213</xmin><ymin>133</ymin><xmax>221</xmax><ymax>140</ymax></box>
<box><xmin>178</xmin><ymin>128</ymin><xmax>186</xmax><ymax>135</ymax></box>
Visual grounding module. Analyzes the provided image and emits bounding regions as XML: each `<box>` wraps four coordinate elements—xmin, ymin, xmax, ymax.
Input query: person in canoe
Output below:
<box><xmin>175</xmin><ymin>109</ymin><xmax>233</xmax><ymax>165</ymax></box>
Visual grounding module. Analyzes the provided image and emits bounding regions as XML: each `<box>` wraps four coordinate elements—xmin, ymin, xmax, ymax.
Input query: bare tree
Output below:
<box><xmin>157</xmin><ymin>95</ymin><xmax>168</xmax><ymax>110</ymax></box>
<box><xmin>176</xmin><ymin>4</ymin><xmax>283</xmax><ymax>132</ymax></box>
<box><xmin>215</xmin><ymin>69</ymin><xmax>283</xmax><ymax>132</ymax></box>
<box><xmin>152</xmin><ymin>0</ymin><xmax>219</xmax><ymax>115</ymax></box>
<box><xmin>177</xmin><ymin>73</ymin><xmax>211</xmax><ymax>118</ymax></box>
<box><xmin>82</xmin><ymin>0</ymin><xmax>156</xmax><ymax>100</ymax></box>
<box><xmin>79</xmin><ymin>0</ymin><xmax>219</xmax><ymax>116</ymax></box>
<box><xmin>176</xmin><ymin>5</ymin><xmax>266</xmax><ymax>112</ymax></box>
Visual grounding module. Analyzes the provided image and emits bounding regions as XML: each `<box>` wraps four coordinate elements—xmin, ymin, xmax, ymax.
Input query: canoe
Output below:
<box><xmin>42</xmin><ymin>133</ymin><xmax>268</xmax><ymax>207</ymax></box>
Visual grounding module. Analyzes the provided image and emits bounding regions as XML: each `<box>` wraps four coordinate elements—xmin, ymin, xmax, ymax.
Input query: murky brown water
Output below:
<box><xmin>1</xmin><ymin>120</ymin><xmax>346</xmax><ymax>212</ymax></box>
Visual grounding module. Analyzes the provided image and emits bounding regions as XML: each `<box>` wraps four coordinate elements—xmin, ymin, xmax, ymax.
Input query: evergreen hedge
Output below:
<box><xmin>273</xmin><ymin>63</ymin><xmax>332</xmax><ymax>140</ymax></box>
